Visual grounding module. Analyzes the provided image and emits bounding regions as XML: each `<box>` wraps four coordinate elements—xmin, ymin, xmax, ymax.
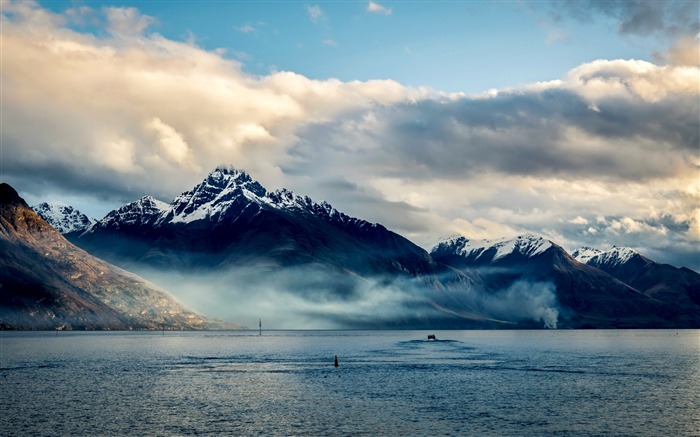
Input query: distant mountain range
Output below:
<box><xmin>572</xmin><ymin>246</ymin><xmax>700</xmax><ymax>317</ymax></box>
<box><xmin>432</xmin><ymin>235</ymin><xmax>700</xmax><ymax>328</ymax></box>
<box><xmin>9</xmin><ymin>166</ymin><xmax>699</xmax><ymax>329</ymax></box>
<box><xmin>45</xmin><ymin>166</ymin><xmax>698</xmax><ymax>329</ymax></box>
<box><xmin>0</xmin><ymin>183</ymin><xmax>231</xmax><ymax>330</ymax></box>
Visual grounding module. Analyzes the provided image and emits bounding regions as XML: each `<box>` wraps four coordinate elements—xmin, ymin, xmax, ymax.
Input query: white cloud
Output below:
<box><xmin>235</xmin><ymin>24</ymin><xmax>256</xmax><ymax>33</ymax></box>
<box><xmin>104</xmin><ymin>6</ymin><xmax>155</xmax><ymax>36</ymax></box>
<box><xmin>568</xmin><ymin>216</ymin><xmax>589</xmax><ymax>225</ymax></box>
<box><xmin>566</xmin><ymin>59</ymin><xmax>700</xmax><ymax>103</ymax></box>
<box><xmin>367</xmin><ymin>1</ymin><xmax>392</xmax><ymax>15</ymax></box>
<box><xmin>3</xmin><ymin>1</ymin><xmax>698</xmax><ymax>270</ymax></box>
<box><xmin>148</xmin><ymin>118</ymin><xmax>192</xmax><ymax>166</ymax></box>
<box><xmin>306</xmin><ymin>5</ymin><xmax>324</xmax><ymax>23</ymax></box>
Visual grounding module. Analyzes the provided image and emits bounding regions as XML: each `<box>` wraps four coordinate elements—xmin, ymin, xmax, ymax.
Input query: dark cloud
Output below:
<box><xmin>550</xmin><ymin>0</ymin><xmax>699</xmax><ymax>37</ymax></box>
<box><xmin>293</xmin><ymin>85</ymin><xmax>697</xmax><ymax>183</ymax></box>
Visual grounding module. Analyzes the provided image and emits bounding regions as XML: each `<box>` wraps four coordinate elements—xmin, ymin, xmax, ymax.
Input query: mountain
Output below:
<box><xmin>0</xmin><ymin>183</ymin><xmax>229</xmax><ymax>330</ymax></box>
<box><xmin>70</xmin><ymin>167</ymin><xmax>482</xmax><ymax>328</ymax></box>
<box><xmin>68</xmin><ymin>167</ymin><xmax>699</xmax><ymax>329</ymax></box>
<box><xmin>431</xmin><ymin>235</ymin><xmax>700</xmax><ymax>328</ymax></box>
<box><xmin>431</xmin><ymin>234</ymin><xmax>554</xmax><ymax>266</ymax></box>
<box><xmin>573</xmin><ymin>245</ymin><xmax>700</xmax><ymax>317</ymax></box>
<box><xmin>32</xmin><ymin>202</ymin><xmax>95</xmax><ymax>234</ymax></box>
<box><xmin>74</xmin><ymin>166</ymin><xmax>436</xmax><ymax>276</ymax></box>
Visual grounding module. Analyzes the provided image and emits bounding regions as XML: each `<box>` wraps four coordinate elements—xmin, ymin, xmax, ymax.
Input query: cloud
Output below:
<box><xmin>367</xmin><ymin>1</ymin><xmax>392</xmax><ymax>16</ymax></box>
<box><xmin>138</xmin><ymin>265</ymin><xmax>440</xmax><ymax>329</ymax></box>
<box><xmin>306</xmin><ymin>4</ymin><xmax>324</xmax><ymax>23</ymax></box>
<box><xmin>568</xmin><ymin>216</ymin><xmax>588</xmax><ymax>225</ymax></box>
<box><xmin>550</xmin><ymin>0</ymin><xmax>699</xmax><ymax>37</ymax></box>
<box><xmin>294</xmin><ymin>63</ymin><xmax>698</xmax><ymax>185</ymax></box>
<box><xmin>654</xmin><ymin>34</ymin><xmax>700</xmax><ymax>66</ymax></box>
<box><xmin>322</xmin><ymin>38</ymin><xmax>338</xmax><ymax>47</ymax></box>
<box><xmin>235</xmin><ymin>24</ymin><xmax>256</xmax><ymax>33</ymax></box>
<box><xmin>2</xmin><ymin>1</ymin><xmax>698</xmax><ymax>271</ymax></box>
<box><xmin>476</xmin><ymin>281</ymin><xmax>560</xmax><ymax>329</ymax></box>
<box><xmin>104</xmin><ymin>6</ymin><xmax>155</xmax><ymax>36</ymax></box>
<box><xmin>148</xmin><ymin>118</ymin><xmax>192</xmax><ymax>166</ymax></box>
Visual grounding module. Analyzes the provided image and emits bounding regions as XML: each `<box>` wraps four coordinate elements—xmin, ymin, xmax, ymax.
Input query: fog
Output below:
<box><xmin>471</xmin><ymin>281</ymin><xmax>559</xmax><ymax>329</ymax></box>
<box><xmin>138</xmin><ymin>265</ymin><xmax>433</xmax><ymax>329</ymax></box>
<box><xmin>134</xmin><ymin>264</ymin><xmax>560</xmax><ymax>329</ymax></box>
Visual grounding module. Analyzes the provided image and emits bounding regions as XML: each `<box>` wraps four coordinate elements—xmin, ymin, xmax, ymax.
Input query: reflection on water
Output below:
<box><xmin>1</xmin><ymin>330</ymin><xmax>698</xmax><ymax>436</ymax></box>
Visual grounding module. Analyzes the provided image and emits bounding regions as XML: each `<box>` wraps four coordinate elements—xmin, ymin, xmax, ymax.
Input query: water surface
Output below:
<box><xmin>1</xmin><ymin>330</ymin><xmax>698</xmax><ymax>436</ymax></box>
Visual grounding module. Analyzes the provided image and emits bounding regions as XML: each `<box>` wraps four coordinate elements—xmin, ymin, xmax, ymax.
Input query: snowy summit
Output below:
<box><xmin>32</xmin><ymin>202</ymin><xmax>96</xmax><ymax>234</ymax></box>
<box><xmin>432</xmin><ymin>234</ymin><xmax>553</xmax><ymax>262</ymax></box>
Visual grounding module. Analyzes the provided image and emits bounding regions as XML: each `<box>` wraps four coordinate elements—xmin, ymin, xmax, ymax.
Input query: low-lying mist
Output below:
<box><xmin>472</xmin><ymin>281</ymin><xmax>559</xmax><ymax>329</ymax></box>
<box><xmin>135</xmin><ymin>264</ymin><xmax>561</xmax><ymax>329</ymax></box>
<box><xmin>138</xmin><ymin>264</ymin><xmax>435</xmax><ymax>329</ymax></box>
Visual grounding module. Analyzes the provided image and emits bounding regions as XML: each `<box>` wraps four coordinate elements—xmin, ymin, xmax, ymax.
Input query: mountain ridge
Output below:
<box><xmin>51</xmin><ymin>168</ymin><xmax>700</xmax><ymax>329</ymax></box>
<box><xmin>431</xmin><ymin>234</ymin><xmax>700</xmax><ymax>328</ymax></box>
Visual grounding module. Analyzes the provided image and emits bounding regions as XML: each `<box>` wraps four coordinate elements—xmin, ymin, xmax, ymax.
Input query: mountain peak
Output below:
<box><xmin>0</xmin><ymin>183</ymin><xmax>29</xmax><ymax>208</ymax></box>
<box><xmin>598</xmin><ymin>246</ymin><xmax>640</xmax><ymax>265</ymax></box>
<box><xmin>573</xmin><ymin>245</ymin><xmax>643</xmax><ymax>268</ymax></box>
<box><xmin>135</xmin><ymin>195</ymin><xmax>169</xmax><ymax>210</ymax></box>
<box><xmin>210</xmin><ymin>166</ymin><xmax>251</xmax><ymax>182</ymax></box>
<box><xmin>165</xmin><ymin>167</ymin><xmax>266</xmax><ymax>224</ymax></box>
<box><xmin>432</xmin><ymin>233</ymin><xmax>553</xmax><ymax>263</ymax></box>
<box><xmin>205</xmin><ymin>166</ymin><xmax>267</xmax><ymax>195</ymax></box>
<box><xmin>32</xmin><ymin>201</ymin><xmax>96</xmax><ymax>234</ymax></box>
<box><xmin>571</xmin><ymin>246</ymin><xmax>603</xmax><ymax>264</ymax></box>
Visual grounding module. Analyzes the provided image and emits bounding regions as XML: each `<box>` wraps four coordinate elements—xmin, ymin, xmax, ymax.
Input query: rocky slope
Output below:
<box><xmin>0</xmin><ymin>183</ymin><xmax>230</xmax><ymax>330</ymax></box>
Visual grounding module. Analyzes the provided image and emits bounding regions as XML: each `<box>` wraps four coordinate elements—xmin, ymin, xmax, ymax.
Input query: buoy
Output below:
<box><xmin>334</xmin><ymin>355</ymin><xmax>339</xmax><ymax>367</ymax></box>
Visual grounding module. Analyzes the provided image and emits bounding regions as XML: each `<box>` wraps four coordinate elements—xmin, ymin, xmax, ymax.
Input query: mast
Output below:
<box><xmin>259</xmin><ymin>318</ymin><xmax>262</xmax><ymax>336</ymax></box>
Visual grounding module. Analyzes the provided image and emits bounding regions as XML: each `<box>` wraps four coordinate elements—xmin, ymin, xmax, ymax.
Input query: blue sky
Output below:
<box><xmin>3</xmin><ymin>0</ymin><xmax>699</xmax><ymax>270</ymax></box>
<box><xmin>41</xmin><ymin>0</ymin><xmax>662</xmax><ymax>93</ymax></box>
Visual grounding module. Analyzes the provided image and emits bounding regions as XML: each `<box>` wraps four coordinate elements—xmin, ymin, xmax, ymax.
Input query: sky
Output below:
<box><xmin>2</xmin><ymin>0</ymin><xmax>699</xmax><ymax>270</ymax></box>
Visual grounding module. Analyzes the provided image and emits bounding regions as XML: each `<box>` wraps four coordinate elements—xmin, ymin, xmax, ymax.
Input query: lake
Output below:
<box><xmin>1</xmin><ymin>330</ymin><xmax>698</xmax><ymax>436</ymax></box>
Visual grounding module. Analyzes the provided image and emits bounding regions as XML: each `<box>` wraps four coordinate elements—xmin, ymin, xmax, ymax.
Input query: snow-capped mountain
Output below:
<box><xmin>572</xmin><ymin>245</ymin><xmax>639</xmax><ymax>268</ymax></box>
<box><xmin>67</xmin><ymin>166</ymin><xmax>700</xmax><ymax>329</ymax></box>
<box><xmin>570</xmin><ymin>246</ymin><xmax>602</xmax><ymax>264</ymax></box>
<box><xmin>70</xmin><ymin>167</ymin><xmax>475</xmax><ymax>328</ymax></box>
<box><xmin>431</xmin><ymin>234</ymin><xmax>553</xmax><ymax>264</ymax></box>
<box><xmin>32</xmin><ymin>202</ymin><xmax>95</xmax><ymax>234</ymax></box>
<box><xmin>430</xmin><ymin>233</ymin><xmax>700</xmax><ymax>328</ymax></box>
<box><xmin>81</xmin><ymin>167</ymin><xmax>376</xmax><ymax>234</ymax></box>
<box><xmin>73</xmin><ymin>165</ymin><xmax>435</xmax><ymax>279</ymax></box>
<box><xmin>88</xmin><ymin>196</ymin><xmax>169</xmax><ymax>232</ymax></box>
<box><xmin>573</xmin><ymin>245</ymin><xmax>700</xmax><ymax>316</ymax></box>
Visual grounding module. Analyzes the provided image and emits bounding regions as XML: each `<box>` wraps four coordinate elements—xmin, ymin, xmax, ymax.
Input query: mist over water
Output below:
<box><xmin>137</xmin><ymin>265</ymin><xmax>560</xmax><ymax>329</ymax></box>
<box><xmin>476</xmin><ymin>281</ymin><xmax>559</xmax><ymax>329</ymax></box>
<box><xmin>140</xmin><ymin>265</ymin><xmax>436</xmax><ymax>329</ymax></box>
